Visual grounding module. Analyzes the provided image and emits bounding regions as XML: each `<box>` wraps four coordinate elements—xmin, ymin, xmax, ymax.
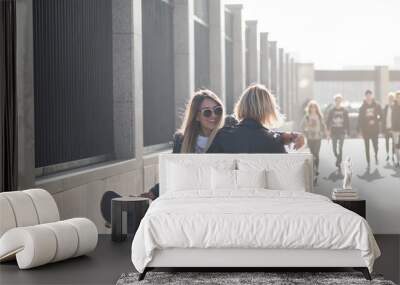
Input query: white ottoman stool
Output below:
<box><xmin>0</xmin><ymin>189</ymin><xmax>98</xmax><ymax>269</ymax></box>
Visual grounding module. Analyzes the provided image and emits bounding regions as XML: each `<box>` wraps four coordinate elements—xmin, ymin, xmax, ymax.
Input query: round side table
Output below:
<box><xmin>111</xmin><ymin>197</ymin><xmax>150</xmax><ymax>242</ymax></box>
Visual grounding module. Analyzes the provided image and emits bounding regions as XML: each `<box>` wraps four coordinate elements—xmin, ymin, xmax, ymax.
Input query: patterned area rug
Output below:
<box><xmin>116</xmin><ymin>272</ymin><xmax>396</xmax><ymax>285</ymax></box>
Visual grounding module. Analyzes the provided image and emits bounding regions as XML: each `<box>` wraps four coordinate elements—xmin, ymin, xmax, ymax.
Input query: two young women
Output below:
<box><xmin>101</xmin><ymin>85</ymin><xmax>303</xmax><ymax>225</ymax></box>
<box><xmin>174</xmin><ymin>85</ymin><xmax>301</xmax><ymax>154</ymax></box>
<box><xmin>150</xmin><ymin>84</ymin><xmax>303</xmax><ymax>198</ymax></box>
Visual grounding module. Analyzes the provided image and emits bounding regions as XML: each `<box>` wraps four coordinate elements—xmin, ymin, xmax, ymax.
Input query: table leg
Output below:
<box><xmin>111</xmin><ymin>201</ymin><xmax>123</xmax><ymax>241</ymax></box>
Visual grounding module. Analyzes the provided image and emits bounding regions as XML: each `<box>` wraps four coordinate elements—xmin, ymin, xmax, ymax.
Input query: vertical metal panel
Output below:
<box><xmin>278</xmin><ymin>48</ymin><xmax>285</xmax><ymax>109</ymax></box>
<box><xmin>225</xmin><ymin>39</ymin><xmax>234</xmax><ymax>114</ymax></box>
<box><xmin>194</xmin><ymin>22</ymin><xmax>210</xmax><ymax>90</ymax></box>
<box><xmin>224</xmin><ymin>10</ymin><xmax>233</xmax><ymax>40</ymax></box>
<box><xmin>142</xmin><ymin>0</ymin><xmax>175</xmax><ymax>146</ymax></box>
<box><xmin>245</xmin><ymin>26</ymin><xmax>250</xmax><ymax>86</ymax></box>
<box><xmin>0</xmin><ymin>0</ymin><xmax>18</xmax><ymax>191</ymax></box>
<box><xmin>260</xmin><ymin>33</ymin><xmax>270</xmax><ymax>89</ymax></box>
<box><xmin>194</xmin><ymin>0</ymin><xmax>209</xmax><ymax>23</ymax></box>
<box><xmin>33</xmin><ymin>0</ymin><xmax>113</xmax><ymax>167</ymax></box>
<box><xmin>269</xmin><ymin>41</ymin><xmax>278</xmax><ymax>96</ymax></box>
<box><xmin>224</xmin><ymin>10</ymin><xmax>234</xmax><ymax>114</ymax></box>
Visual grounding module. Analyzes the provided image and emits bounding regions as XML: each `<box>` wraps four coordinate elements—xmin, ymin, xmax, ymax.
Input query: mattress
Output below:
<box><xmin>131</xmin><ymin>190</ymin><xmax>380</xmax><ymax>273</ymax></box>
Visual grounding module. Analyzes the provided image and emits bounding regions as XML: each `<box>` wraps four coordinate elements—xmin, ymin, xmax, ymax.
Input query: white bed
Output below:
<box><xmin>131</xmin><ymin>154</ymin><xmax>380</xmax><ymax>280</ymax></box>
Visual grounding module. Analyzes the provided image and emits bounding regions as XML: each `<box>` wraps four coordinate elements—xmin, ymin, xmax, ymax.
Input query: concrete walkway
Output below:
<box><xmin>314</xmin><ymin>138</ymin><xmax>400</xmax><ymax>234</ymax></box>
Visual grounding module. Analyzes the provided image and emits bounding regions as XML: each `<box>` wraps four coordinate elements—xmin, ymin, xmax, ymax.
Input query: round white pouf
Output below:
<box><xmin>42</xmin><ymin>221</ymin><xmax>79</xmax><ymax>262</ymax></box>
<box><xmin>0</xmin><ymin>226</ymin><xmax>57</xmax><ymax>269</ymax></box>
<box><xmin>64</xmin><ymin>218</ymin><xmax>98</xmax><ymax>257</ymax></box>
<box><xmin>0</xmin><ymin>218</ymin><xmax>98</xmax><ymax>269</ymax></box>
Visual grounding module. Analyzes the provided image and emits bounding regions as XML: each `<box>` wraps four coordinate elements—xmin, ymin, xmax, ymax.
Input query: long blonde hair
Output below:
<box><xmin>234</xmin><ymin>84</ymin><xmax>283</xmax><ymax>127</ymax></box>
<box><xmin>178</xmin><ymin>90</ymin><xmax>225</xmax><ymax>153</ymax></box>
<box><xmin>305</xmin><ymin>100</ymin><xmax>323</xmax><ymax>120</ymax></box>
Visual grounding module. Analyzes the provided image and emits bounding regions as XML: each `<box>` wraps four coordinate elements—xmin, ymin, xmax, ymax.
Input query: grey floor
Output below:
<box><xmin>0</xmin><ymin>235</ymin><xmax>134</xmax><ymax>285</ymax></box>
<box><xmin>0</xmin><ymin>235</ymin><xmax>399</xmax><ymax>285</ymax></box>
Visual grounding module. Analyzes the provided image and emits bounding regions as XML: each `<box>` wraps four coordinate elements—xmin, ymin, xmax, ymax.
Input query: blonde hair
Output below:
<box><xmin>234</xmin><ymin>84</ymin><xmax>283</xmax><ymax>127</ymax></box>
<box><xmin>305</xmin><ymin>100</ymin><xmax>323</xmax><ymax>120</ymax></box>
<box><xmin>333</xmin><ymin>93</ymin><xmax>343</xmax><ymax>100</ymax></box>
<box><xmin>178</xmin><ymin>90</ymin><xmax>225</xmax><ymax>153</ymax></box>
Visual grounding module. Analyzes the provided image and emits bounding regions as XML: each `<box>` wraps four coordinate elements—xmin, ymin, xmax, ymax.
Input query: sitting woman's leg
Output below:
<box><xmin>100</xmin><ymin>191</ymin><xmax>122</xmax><ymax>226</ymax></box>
<box><xmin>100</xmin><ymin>185</ymin><xmax>160</xmax><ymax>227</ymax></box>
<box><xmin>140</xmin><ymin>184</ymin><xmax>159</xmax><ymax>200</ymax></box>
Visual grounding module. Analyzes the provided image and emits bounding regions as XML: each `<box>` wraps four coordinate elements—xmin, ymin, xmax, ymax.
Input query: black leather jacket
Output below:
<box><xmin>172</xmin><ymin>132</ymin><xmax>184</xmax><ymax>153</ymax></box>
<box><xmin>357</xmin><ymin>100</ymin><xmax>382</xmax><ymax>135</ymax></box>
<box><xmin>207</xmin><ymin>119</ymin><xmax>286</xmax><ymax>154</ymax></box>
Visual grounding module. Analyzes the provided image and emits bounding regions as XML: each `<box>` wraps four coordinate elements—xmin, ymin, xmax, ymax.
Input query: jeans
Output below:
<box><xmin>307</xmin><ymin>139</ymin><xmax>321</xmax><ymax>174</ymax></box>
<box><xmin>384</xmin><ymin>130</ymin><xmax>395</xmax><ymax>156</ymax></box>
<box><xmin>362</xmin><ymin>134</ymin><xmax>379</xmax><ymax>164</ymax></box>
<box><xmin>332</xmin><ymin>135</ymin><xmax>345</xmax><ymax>166</ymax></box>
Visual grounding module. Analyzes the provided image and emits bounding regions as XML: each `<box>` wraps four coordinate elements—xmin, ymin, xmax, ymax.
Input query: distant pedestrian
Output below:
<box><xmin>358</xmin><ymin>90</ymin><xmax>382</xmax><ymax>167</ymax></box>
<box><xmin>392</xmin><ymin>91</ymin><xmax>400</xmax><ymax>167</ymax></box>
<box><xmin>382</xmin><ymin>93</ymin><xmax>396</xmax><ymax>162</ymax></box>
<box><xmin>300</xmin><ymin>100</ymin><xmax>328</xmax><ymax>184</ymax></box>
<box><xmin>326</xmin><ymin>94</ymin><xmax>350</xmax><ymax>169</ymax></box>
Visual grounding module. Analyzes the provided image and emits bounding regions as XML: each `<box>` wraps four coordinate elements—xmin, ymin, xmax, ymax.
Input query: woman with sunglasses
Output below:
<box><xmin>100</xmin><ymin>90</ymin><xmax>225</xmax><ymax>227</ymax></box>
<box><xmin>207</xmin><ymin>84</ymin><xmax>302</xmax><ymax>153</ymax></box>
<box><xmin>175</xmin><ymin>89</ymin><xmax>225</xmax><ymax>153</ymax></box>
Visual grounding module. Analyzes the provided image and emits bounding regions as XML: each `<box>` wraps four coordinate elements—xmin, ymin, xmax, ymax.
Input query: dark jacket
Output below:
<box><xmin>326</xmin><ymin>107</ymin><xmax>350</xmax><ymax>137</ymax></box>
<box><xmin>357</xmin><ymin>100</ymin><xmax>382</xmax><ymax>135</ymax></box>
<box><xmin>207</xmin><ymin>118</ymin><xmax>286</xmax><ymax>154</ymax></box>
<box><xmin>172</xmin><ymin>132</ymin><xmax>184</xmax><ymax>153</ymax></box>
<box><xmin>172</xmin><ymin>115</ymin><xmax>240</xmax><ymax>153</ymax></box>
<box><xmin>392</xmin><ymin>103</ymin><xmax>400</xmax><ymax>132</ymax></box>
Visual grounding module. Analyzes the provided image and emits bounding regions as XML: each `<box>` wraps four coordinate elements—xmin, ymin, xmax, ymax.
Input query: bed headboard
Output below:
<box><xmin>159</xmin><ymin>153</ymin><xmax>314</xmax><ymax>195</ymax></box>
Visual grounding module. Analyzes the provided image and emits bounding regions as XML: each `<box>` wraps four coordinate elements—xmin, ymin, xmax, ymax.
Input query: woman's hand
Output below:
<box><xmin>326</xmin><ymin>131</ymin><xmax>331</xmax><ymax>141</ymax></box>
<box><xmin>293</xmin><ymin>133</ymin><xmax>305</xmax><ymax>150</ymax></box>
<box><xmin>281</xmin><ymin>132</ymin><xmax>305</xmax><ymax>150</ymax></box>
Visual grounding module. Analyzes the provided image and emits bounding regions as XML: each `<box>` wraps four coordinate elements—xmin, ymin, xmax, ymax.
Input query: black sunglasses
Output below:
<box><xmin>199</xmin><ymin>106</ymin><xmax>223</xmax><ymax>118</ymax></box>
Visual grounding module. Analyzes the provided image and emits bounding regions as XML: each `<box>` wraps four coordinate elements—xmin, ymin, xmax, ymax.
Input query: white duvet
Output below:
<box><xmin>131</xmin><ymin>190</ymin><xmax>380</xmax><ymax>273</ymax></box>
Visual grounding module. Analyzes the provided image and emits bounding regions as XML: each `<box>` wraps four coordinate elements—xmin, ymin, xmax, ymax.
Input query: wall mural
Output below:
<box><xmin>310</xmin><ymin>84</ymin><xmax>400</xmax><ymax>234</ymax></box>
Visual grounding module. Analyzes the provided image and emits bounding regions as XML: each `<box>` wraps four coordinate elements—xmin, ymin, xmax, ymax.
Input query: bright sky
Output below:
<box><xmin>225</xmin><ymin>0</ymin><xmax>400</xmax><ymax>69</ymax></box>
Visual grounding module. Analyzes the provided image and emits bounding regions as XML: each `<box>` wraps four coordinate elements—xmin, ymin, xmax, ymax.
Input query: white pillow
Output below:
<box><xmin>266</xmin><ymin>164</ymin><xmax>306</xmax><ymax>191</ymax></box>
<box><xmin>167</xmin><ymin>162</ymin><xmax>211</xmax><ymax>191</ymax></box>
<box><xmin>237</xmin><ymin>159</ymin><xmax>307</xmax><ymax>191</ymax></box>
<box><xmin>211</xmin><ymin>169</ymin><xmax>267</xmax><ymax>191</ymax></box>
<box><xmin>236</xmin><ymin>169</ymin><xmax>267</xmax><ymax>189</ymax></box>
<box><xmin>211</xmin><ymin>168</ymin><xmax>237</xmax><ymax>191</ymax></box>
